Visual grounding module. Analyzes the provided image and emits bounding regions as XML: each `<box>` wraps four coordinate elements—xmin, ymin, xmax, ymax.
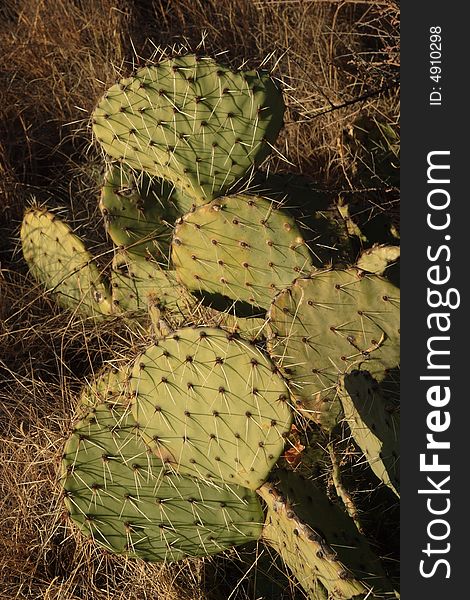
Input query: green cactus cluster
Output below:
<box><xmin>20</xmin><ymin>53</ymin><xmax>400</xmax><ymax>599</ymax></box>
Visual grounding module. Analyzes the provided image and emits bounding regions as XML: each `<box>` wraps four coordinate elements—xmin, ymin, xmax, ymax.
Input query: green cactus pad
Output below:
<box><xmin>260</xmin><ymin>484</ymin><xmax>365</xmax><ymax>599</ymax></box>
<box><xmin>92</xmin><ymin>55</ymin><xmax>284</xmax><ymax>204</ymax></box>
<box><xmin>214</xmin><ymin>312</ymin><xmax>269</xmax><ymax>343</ymax></box>
<box><xmin>339</xmin><ymin>371</ymin><xmax>399</xmax><ymax>496</ymax></box>
<box><xmin>77</xmin><ymin>363</ymin><xmax>132</xmax><ymax>415</ymax></box>
<box><xmin>356</xmin><ymin>245</ymin><xmax>400</xmax><ymax>276</ymax></box>
<box><xmin>111</xmin><ymin>250</ymin><xmax>195</xmax><ymax>318</ymax></box>
<box><xmin>172</xmin><ymin>194</ymin><xmax>313</xmax><ymax>309</ymax></box>
<box><xmin>129</xmin><ymin>327</ymin><xmax>293</xmax><ymax>490</ymax></box>
<box><xmin>100</xmin><ymin>164</ymin><xmax>180</xmax><ymax>258</ymax></box>
<box><xmin>267</xmin><ymin>269</ymin><xmax>400</xmax><ymax>428</ymax></box>
<box><xmin>62</xmin><ymin>404</ymin><xmax>264</xmax><ymax>561</ymax></box>
<box><xmin>21</xmin><ymin>207</ymin><xmax>112</xmax><ymax>317</ymax></box>
<box><xmin>259</xmin><ymin>471</ymin><xmax>395</xmax><ymax>599</ymax></box>
<box><xmin>249</xmin><ymin>172</ymin><xmax>355</xmax><ymax>268</ymax></box>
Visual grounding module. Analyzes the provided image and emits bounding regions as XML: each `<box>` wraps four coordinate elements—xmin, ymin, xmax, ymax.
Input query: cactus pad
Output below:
<box><xmin>267</xmin><ymin>269</ymin><xmax>400</xmax><ymax>428</ymax></box>
<box><xmin>100</xmin><ymin>164</ymin><xmax>180</xmax><ymax>258</ymax></box>
<box><xmin>129</xmin><ymin>327</ymin><xmax>293</xmax><ymax>489</ymax></box>
<box><xmin>21</xmin><ymin>207</ymin><xmax>112</xmax><ymax>317</ymax></box>
<box><xmin>92</xmin><ymin>55</ymin><xmax>284</xmax><ymax>204</ymax></box>
<box><xmin>259</xmin><ymin>471</ymin><xmax>395</xmax><ymax>599</ymax></box>
<box><xmin>215</xmin><ymin>313</ymin><xmax>269</xmax><ymax>343</ymax></box>
<box><xmin>339</xmin><ymin>371</ymin><xmax>400</xmax><ymax>496</ymax></box>
<box><xmin>172</xmin><ymin>194</ymin><xmax>313</xmax><ymax>309</ymax></box>
<box><xmin>77</xmin><ymin>363</ymin><xmax>131</xmax><ymax>415</ymax></box>
<box><xmin>111</xmin><ymin>250</ymin><xmax>195</xmax><ymax>318</ymax></box>
<box><xmin>62</xmin><ymin>404</ymin><xmax>264</xmax><ymax>561</ymax></box>
<box><xmin>249</xmin><ymin>172</ymin><xmax>355</xmax><ymax>268</ymax></box>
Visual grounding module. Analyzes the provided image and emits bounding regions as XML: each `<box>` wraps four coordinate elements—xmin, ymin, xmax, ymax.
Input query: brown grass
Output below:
<box><xmin>0</xmin><ymin>1</ymin><xmax>399</xmax><ymax>598</ymax></box>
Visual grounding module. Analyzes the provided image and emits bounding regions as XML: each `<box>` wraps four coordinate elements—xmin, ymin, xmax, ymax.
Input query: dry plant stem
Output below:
<box><xmin>327</xmin><ymin>441</ymin><xmax>364</xmax><ymax>535</ymax></box>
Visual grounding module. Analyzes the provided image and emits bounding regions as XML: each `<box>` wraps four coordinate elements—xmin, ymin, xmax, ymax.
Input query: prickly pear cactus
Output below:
<box><xmin>259</xmin><ymin>470</ymin><xmax>395</xmax><ymax>599</ymax></box>
<box><xmin>172</xmin><ymin>194</ymin><xmax>312</xmax><ymax>309</ymax></box>
<box><xmin>31</xmin><ymin>49</ymin><xmax>403</xmax><ymax>596</ymax></box>
<box><xmin>339</xmin><ymin>370</ymin><xmax>400</xmax><ymax>496</ymax></box>
<box><xmin>61</xmin><ymin>403</ymin><xmax>264</xmax><ymax>561</ymax></box>
<box><xmin>129</xmin><ymin>327</ymin><xmax>293</xmax><ymax>489</ymax></box>
<box><xmin>214</xmin><ymin>312</ymin><xmax>269</xmax><ymax>342</ymax></box>
<box><xmin>20</xmin><ymin>207</ymin><xmax>113</xmax><ymax>318</ymax></box>
<box><xmin>249</xmin><ymin>171</ymin><xmax>356</xmax><ymax>268</ymax></box>
<box><xmin>267</xmin><ymin>269</ymin><xmax>400</xmax><ymax>429</ymax></box>
<box><xmin>111</xmin><ymin>249</ymin><xmax>195</xmax><ymax>320</ymax></box>
<box><xmin>100</xmin><ymin>164</ymin><xmax>180</xmax><ymax>258</ymax></box>
<box><xmin>92</xmin><ymin>55</ymin><xmax>285</xmax><ymax>204</ymax></box>
<box><xmin>77</xmin><ymin>362</ymin><xmax>131</xmax><ymax>414</ymax></box>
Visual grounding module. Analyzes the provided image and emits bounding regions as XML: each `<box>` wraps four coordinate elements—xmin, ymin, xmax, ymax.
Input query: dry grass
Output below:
<box><xmin>0</xmin><ymin>1</ymin><xmax>399</xmax><ymax>598</ymax></box>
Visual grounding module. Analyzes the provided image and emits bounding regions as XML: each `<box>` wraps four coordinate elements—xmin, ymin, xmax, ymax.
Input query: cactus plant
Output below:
<box><xmin>339</xmin><ymin>370</ymin><xmax>400</xmax><ymax>496</ymax></box>
<box><xmin>259</xmin><ymin>470</ymin><xmax>396</xmax><ymax>599</ymax></box>
<box><xmin>62</xmin><ymin>403</ymin><xmax>264</xmax><ymax>561</ymax></box>
<box><xmin>21</xmin><ymin>207</ymin><xmax>113</xmax><ymax>318</ymax></box>
<box><xmin>249</xmin><ymin>171</ymin><xmax>356</xmax><ymax>268</ymax></box>
<box><xmin>172</xmin><ymin>194</ymin><xmax>313</xmax><ymax>309</ymax></box>
<box><xmin>267</xmin><ymin>269</ymin><xmax>400</xmax><ymax>429</ymax></box>
<box><xmin>92</xmin><ymin>55</ymin><xmax>285</xmax><ymax>204</ymax></box>
<box><xmin>100</xmin><ymin>163</ymin><xmax>180</xmax><ymax>258</ymax></box>
<box><xmin>16</xmin><ymin>50</ymin><xmax>400</xmax><ymax>600</ymax></box>
<box><xmin>62</xmin><ymin>363</ymin><xmax>396</xmax><ymax>598</ymax></box>
<box><xmin>111</xmin><ymin>249</ymin><xmax>195</xmax><ymax>320</ymax></box>
<box><xmin>129</xmin><ymin>326</ymin><xmax>293</xmax><ymax>490</ymax></box>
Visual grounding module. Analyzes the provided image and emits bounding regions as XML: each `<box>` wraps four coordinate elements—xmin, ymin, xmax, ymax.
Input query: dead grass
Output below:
<box><xmin>0</xmin><ymin>1</ymin><xmax>399</xmax><ymax>598</ymax></box>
